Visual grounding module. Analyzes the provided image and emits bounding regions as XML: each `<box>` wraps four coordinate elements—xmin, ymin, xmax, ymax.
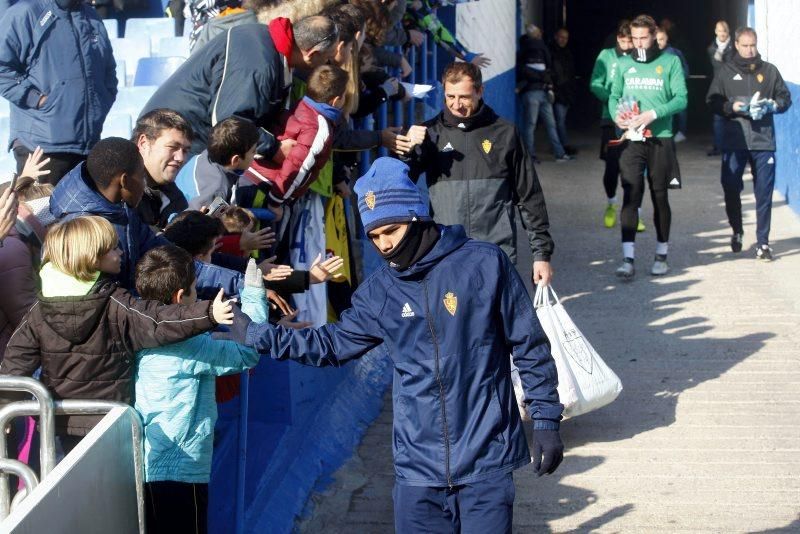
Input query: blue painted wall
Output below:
<box><xmin>774</xmin><ymin>82</ymin><xmax>800</xmax><ymax>214</ymax></box>
<box><xmin>209</xmin><ymin>350</ymin><xmax>393</xmax><ymax>533</ymax></box>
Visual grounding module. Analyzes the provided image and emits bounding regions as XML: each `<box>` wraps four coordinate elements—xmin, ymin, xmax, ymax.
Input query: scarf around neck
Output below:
<box><xmin>632</xmin><ymin>44</ymin><xmax>661</xmax><ymax>63</ymax></box>
<box><xmin>377</xmin><ymin>221</ymin><xmax>440</xmax><ymax>271</ymax></box>
<box><xmin>732</xmin><ymin>52</ymin><xmax>763</xmax><ymax>71</ymax></box>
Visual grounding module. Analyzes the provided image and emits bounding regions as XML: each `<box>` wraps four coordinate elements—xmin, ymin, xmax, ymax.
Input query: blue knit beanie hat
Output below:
<box><xmin>354</xmin><ymin>157</ymin><xmax>430</xmax><ymax>233</ymax></box>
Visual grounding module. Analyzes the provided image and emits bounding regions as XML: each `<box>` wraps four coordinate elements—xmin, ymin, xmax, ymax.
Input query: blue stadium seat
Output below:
<box><xmin>133</xmin><ymin>57</ymin><xmax>184</xmax><ymax>87</ymax></box>
<box><xmin>109</xmin><ymin>86</ymin><xmax>158</xmax><ymax>117</ymax></box>
<box><xmin>116</xmin><ymin>60</ymin><xmax>126</xmax><ymax>88</ymax></box>
<box><xmin>156</xmin><ymin>36</ymin><xmax>190</xmax><ymax>58</ymax></box>
<box><xmin>101</xmin><ymin>113</ymin><xmax>132</xmax><ymax>139</ymax></box>
<box><xmin>124</xmin><ymin>17</ymin><xmax>174</xmax><ymax>54</ymax></box>
<box><xmin>110</xmin><ymin>38</ymin><xmax>152</xmax><ymax>86</ymax></box>
<box><xmin>103</xmin><ymin>18</ymin><xmax>119</xmax><ymax>39</ymax></box>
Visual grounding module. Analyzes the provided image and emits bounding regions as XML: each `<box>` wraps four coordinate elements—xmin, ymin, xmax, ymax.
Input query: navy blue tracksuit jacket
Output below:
<box><xmin>245</xmin><ymin>225</ymin><xmax>563</xmax><ymax>487</ymax></box>
<box><xmin>0</xmin><ymin>0</ymin><xmax>116</xmax><ymax>154</ymax></box>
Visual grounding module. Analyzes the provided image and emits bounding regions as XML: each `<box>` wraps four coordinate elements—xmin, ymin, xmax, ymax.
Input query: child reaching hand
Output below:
<box><xmin>134</xmin><ymin>249</ymin><xmax>269</xmax><ymax>534</ymax></box>
<box><xmin>244</xmin><ymin>64</ymin><xmax>349</xmax><ymax>211</ymax></box>
<box><xmin>1</xmin><ymin>215</ymin><xmax>235</xmax><ymax>452</ymax></box>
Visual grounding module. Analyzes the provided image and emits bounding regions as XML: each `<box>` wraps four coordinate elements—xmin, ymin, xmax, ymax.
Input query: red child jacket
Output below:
<box><xmin>244</xmin><ymin>96</ymin><xmax>340</xmax><ymax>205</ymax></box>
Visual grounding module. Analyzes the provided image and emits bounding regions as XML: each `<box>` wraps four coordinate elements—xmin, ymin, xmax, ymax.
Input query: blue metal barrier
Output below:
<box><xmin>406</xmin><ymin>46</ymin><xmax>417</xmax><ymax>127</ymax></box>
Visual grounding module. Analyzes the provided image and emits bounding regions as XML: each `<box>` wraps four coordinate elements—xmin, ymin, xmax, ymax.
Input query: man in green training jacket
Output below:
<box><xmin>590</xmin><ymin>20</ymin><xmax>633</xmax><ymax>230</ymax></box>
<box><xmin>609</xmin><ymin>14</ymin><xmax>687</xmax><ymax>279</ymax></box>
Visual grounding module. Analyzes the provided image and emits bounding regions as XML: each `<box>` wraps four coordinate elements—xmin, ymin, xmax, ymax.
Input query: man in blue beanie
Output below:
<box><xmin>236</xmin><ymin>157</ymin><xmax>563</xmax><ymax>533</ymax></box>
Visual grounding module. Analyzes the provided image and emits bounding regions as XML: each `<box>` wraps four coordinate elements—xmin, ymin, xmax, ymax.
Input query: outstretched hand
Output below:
<box><xmin>240</xmin><ymin>223</ymin><xmax>276</xmax><ymax>252</ymax></box>
<box><xmin>211</xmin><ymin>288</ymin><xmax>236</xmax><ymax>325</ymax></box>
<box><xmin>258</xmin><ymin>256</ymin><xmax>293</xmax><ymax>281</ymax></box>
<box><xmin>309</xmin><ymin>253</ymin><xmax>344</xmax><ymax>284</ymax></box>
<box><xmin>21</xmin><ymin>146</ymin><xmax>51</xmax><ymax>181</ymax></box>
<box><xmin>267</xmin><ymin>289</ymin><xmax>294</xmax><ymax>316</ymax></box>
<box><xmin>470</xmin><ymin>53</ymin><xmax>492</xmax><ymax>68</ymax></box>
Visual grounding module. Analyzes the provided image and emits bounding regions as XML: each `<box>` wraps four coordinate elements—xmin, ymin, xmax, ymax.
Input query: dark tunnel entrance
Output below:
<box><xmin>525</xmin><ymin>0</ymin><xmax>750</xmax><ymax>135</ymax></box>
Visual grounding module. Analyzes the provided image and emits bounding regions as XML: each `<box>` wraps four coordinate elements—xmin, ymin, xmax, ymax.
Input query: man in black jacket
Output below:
<box><xmin>516</xmin><ymin>25</ymin><xmax>571</xmax><ymax>163</ymax></box>
<box><xmin>403</xmin><ymin>62</ymin><xmax>554</xmax><ymax>285</ymax></box>
<box><xmin>706</xmin><ymin>27</ymin><xmax>792</xmax><ymax>260</ymax></box>
<box><xmin>550</xmin><ymin>28</ymin><xmax>577</xmax><ymax>155</ymax></box>
<box><xmin>140</xmin><ymin>15</ymin><xmax>338</xmax><ymax>162</ymax></box>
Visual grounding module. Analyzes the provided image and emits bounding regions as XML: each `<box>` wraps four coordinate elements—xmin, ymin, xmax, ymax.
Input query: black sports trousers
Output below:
<box><xmin>618</xmin><ymin>137</ymin><xmax>681</xmax><ymax>243</ymax></box>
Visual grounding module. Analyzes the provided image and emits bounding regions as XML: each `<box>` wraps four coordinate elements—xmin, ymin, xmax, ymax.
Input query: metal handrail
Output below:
<box><xmin>0</xmin><ymin>459</ymin><xmax>38</xmax><ymax>511</ymax></box>
<box><xmin>0</xmin><ymin>401</ymin><xmax>42</xmax><ymax>519</ymax></box>
<box><xmin>0</xmin><ymin>377</ymin><xmax>56</xmax><ymax>476</ymax></box>
<box><xmin>0</xmin><ymin>397</ymin><xmax>144</xmax><ymax>533</ymax></box>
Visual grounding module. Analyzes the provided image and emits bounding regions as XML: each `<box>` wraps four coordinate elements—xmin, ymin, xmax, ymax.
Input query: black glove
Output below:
<box><xmin>532</xmin><ymin>429</ymin><xmax>564</xmax><ymax>476</ymax></box>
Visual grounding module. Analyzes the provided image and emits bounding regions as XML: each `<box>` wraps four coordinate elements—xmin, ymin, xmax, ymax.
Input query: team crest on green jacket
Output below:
<box><xmin>482</xmin><ymin>139</ymin><xmax>492</xmax><ymax>154</ymax></box>
<box><xmin>443</xmin><ymin>292</ymin><xmax>457</xmax><ymax>316</ymax></box>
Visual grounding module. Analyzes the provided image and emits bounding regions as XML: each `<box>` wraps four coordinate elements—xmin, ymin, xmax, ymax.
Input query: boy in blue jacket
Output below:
<box><xmin>235</xmin><ymin>158</ymin><xmax>564</xmax><ymax>533</ymax></box>
<box><xmin>134</xmin><ymin>245</ymin><xmax>269</xmax><ymax>534</ymax></box>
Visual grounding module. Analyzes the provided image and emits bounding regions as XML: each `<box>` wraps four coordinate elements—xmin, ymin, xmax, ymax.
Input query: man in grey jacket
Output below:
<box><xmin>404</xmin><ymin>62</ymin><xmax>554</xmax><ymax>285</ymax></box>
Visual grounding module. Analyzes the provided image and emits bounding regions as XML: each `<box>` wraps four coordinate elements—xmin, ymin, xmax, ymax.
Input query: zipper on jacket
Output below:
<box><xmin>67</xmin><ymin>11</ymin><xmax>90</xmax><ymax>147</ymax></box>
<box><xmin>461</xmin><ymin>128</ymin><xmax>471</xmax><ymax>237</ymax></box>
<box><xmin>423</xmin><ymin>280</ymin><xmax>452</xmax><ymax>488</ymax></box>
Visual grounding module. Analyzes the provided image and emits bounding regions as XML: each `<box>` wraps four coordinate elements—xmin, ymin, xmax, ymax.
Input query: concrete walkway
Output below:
<box><xmin>300</xmin><ymin>136</ymin><xmax>800</xmax><ymax>533</ymax></box>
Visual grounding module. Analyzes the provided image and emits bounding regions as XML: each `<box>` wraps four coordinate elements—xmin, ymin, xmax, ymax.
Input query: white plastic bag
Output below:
<box><xmin>513</xmin><ymin>284</ymin><xmax>622</xmax><ymax>420</ymax></box>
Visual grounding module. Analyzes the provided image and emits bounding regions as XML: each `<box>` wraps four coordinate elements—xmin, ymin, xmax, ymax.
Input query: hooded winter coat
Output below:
<box><xmin>240</xmin><ymin>225</ymin><xmax>563</xmax><ymax>487</ymax></box>
<box><xmin>0</xmin><ymin>204</ymin><xmax>47</xmax><ymax>361</ymax></box>
<box><xmin>49</xmin><ymin>163</ymin><xmax>168</xmax><ymax>290</ymax></box>
<box><xmin>244</xmin><ymin>96</ymin><xmax>340</xmax><ymax>206</ymax></box>
<box><xmin>0</xmin><ymin>0</ymin><xmax>116</xmax><ymax>154</ymax></box>
<box><xmin>1</xmin><ymin>276</ymin><xmax>219</xmax><ymax>435</ymax></box>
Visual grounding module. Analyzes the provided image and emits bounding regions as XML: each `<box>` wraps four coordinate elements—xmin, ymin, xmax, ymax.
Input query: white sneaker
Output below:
<box><xmin>651</xmin><ymin>255</ymin><xmax>669</xmax><ymax>276</ymax></box>
<box><xmin>674</xmin><ymin>132</ymin><xmax>687</xmax><ymax>143</ymax></box>
<box><xmin>615</xmin><ymin>258</ymin><xmax>635</xmax><ymax>279</ymax></box>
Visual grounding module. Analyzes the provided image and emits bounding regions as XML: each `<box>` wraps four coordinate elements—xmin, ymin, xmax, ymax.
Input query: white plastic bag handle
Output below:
<box><xmin>534</xmin><ymin>282</ymin><xmax>561</xmax><ymax>309</ymax></box>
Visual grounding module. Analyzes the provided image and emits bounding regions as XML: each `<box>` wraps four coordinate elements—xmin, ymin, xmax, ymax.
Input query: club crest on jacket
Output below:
<box><xmin>481</xmin><ymin>139</ymin><xmax>492</xmax><ymax>154</ymax></box>
<box><xmin>443</xmin><ymin>292</ymin><xmax>457</xmax><ymax>316</ymax></box>
<box><xmin>365</xmin><ymin>191</ymin><xmax>376</xmax><ymax>210</ymax></box>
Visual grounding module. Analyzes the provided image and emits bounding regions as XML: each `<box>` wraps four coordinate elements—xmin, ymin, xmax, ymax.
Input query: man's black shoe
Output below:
<box><xmin>756</xmin><ymin>244</ymin><xmax>773</xmax><ymax>261</ymax></box>
<box><xmin>731</xmin><ymin>233</ymin><xmax>743</xmax><ymax>253</ymax></box>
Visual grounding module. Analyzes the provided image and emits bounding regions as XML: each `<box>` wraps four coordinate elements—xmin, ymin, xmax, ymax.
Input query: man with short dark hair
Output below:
<box><xmin>706</xmin><ymin>27</ymin><xmax>791</xmax><ymax>260</ymax></box>
<box><xmin>237</xmin><ymin>157</ymin><xmax>564</xmax><ymax>533</ymax></box>
<box><xmin>140</xmin><ymin>15</ymin><xmax>339</xmax><ymax>161</ymax></box>
<box><xmin>516</xmin><ymin>24</ymin><xmax>572</xmax><ymax>163</ymax></box>
<box><xmin>656</xmin><ymin>26</ymin><xmax>689</xmax><ymax>142</ymax></box>
<box><xmin>590</xmin><ymin>21</ymin><xmax>633</xmax><ymax>229</ymax></box>
<box><xmin>49</xmin><ymin>137</ymin><xmax>159</xmax><ymax>290</ymax></box>
<box><xmin>609</xmin><ymin>14</ymin><xmax>687</xmax><ymax>279</ymax></box>
<box><xmin>132</xmin><ymin>109</ymin><xmax>195</xmax><ymax>229</ymax></box>
<box><xmin>404</xmin><ymin>61</ymin><xmax>554</xmax><ymax>286</ymax></box>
